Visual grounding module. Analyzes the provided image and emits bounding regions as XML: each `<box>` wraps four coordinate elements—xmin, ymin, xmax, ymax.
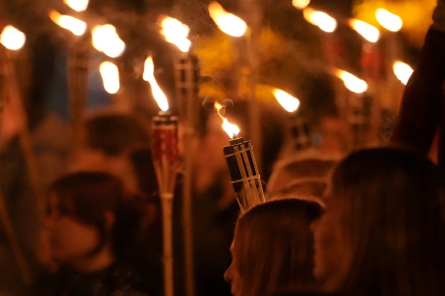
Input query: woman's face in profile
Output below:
<box><xmin>224</xmin><ymin>241</ymin><xmax>242</xmax><ymax>296</ymax></box>
<box><xmin>45</xmin><ymin>194</ymin><xmax>100</xmax><ymax>265</ymax></box>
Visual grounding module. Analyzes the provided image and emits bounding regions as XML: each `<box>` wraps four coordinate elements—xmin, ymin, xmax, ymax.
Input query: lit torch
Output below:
<box><xmin>143</xmin><ymin>54</ymin><xmax>178</xmax><ymax>296</ymax></box>
<box><xmin>302</xmin><ymin>8</ymin><xmax>337</xmax><ymax>33</ymax></box>
<box><xmin>208</xmin><ymin>1</ymin><xmax>247</xmax><ymax>37</ymax></box>
<box><xmin>99</xmin><ymin>61</ymin><xmax>120</xmax><ymax>94</ymax></box>
<box><xmin>215</xmin><ymin>101</ymin><xmax>265</xmax><ymax>212</ymax></box>
<box><xmin>92</xmin><ymin>24</ymin><xmax>125</xmax><ymax>58</ymax></box>
<box><xmin>0</xmin><ymin>26</ymin><xmax>26</xmax><ymax>51</ymax></box>
<box><xmin>393</xmin><ymin>61</ymin><xmax>413</xmax><ymax>85</ymax></box>
<box><xmin>49</xmin><ymin>10</ymin><xmax>86</xmax><ymax>36</ymax></box>
<box><xmin>64</xmin><ymin>0</ymin><xmax>89</xmax><ymax>12</ymax></box>
<box><xmin>349</xmin><ymin>19</ymin><xmax>380</xmax><ymax>42</ymax></box>
<box><xmin>334</xmin><ymin>68</ymin><xmax>368</xmax><ymax>93</ymax></box>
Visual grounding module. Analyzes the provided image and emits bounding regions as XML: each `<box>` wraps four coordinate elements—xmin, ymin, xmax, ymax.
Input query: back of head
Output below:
<box><xmin>234</xmin><ymin>198</ymin><xmax>323</xmax><ymax>296</ymax></box>
<box><xmin>330</xmin><ymin>147</ymin><xmax>445</xmax><ymax>296</ymax></box>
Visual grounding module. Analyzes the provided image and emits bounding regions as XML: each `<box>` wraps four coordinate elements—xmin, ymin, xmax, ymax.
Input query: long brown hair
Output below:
<box><xmin>330</xmin><ymin>147</ymin><xmax>445</xmax><ymax>296</ymax></box>
<box><xmin>233</xmin><ymin>198</ymin><xmax>323</xmax><ymax>296</ymax></box>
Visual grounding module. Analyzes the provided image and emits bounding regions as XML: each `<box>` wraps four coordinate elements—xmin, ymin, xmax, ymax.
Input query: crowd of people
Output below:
<box><xmin>0</xmin><ymin>0</ymin><xmax>444</xmax><ymax>295</ymax></box>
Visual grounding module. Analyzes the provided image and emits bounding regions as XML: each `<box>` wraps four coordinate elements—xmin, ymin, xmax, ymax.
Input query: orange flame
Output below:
<box><xmin>393</xmin><ymin>61</ymin><xmax>413</xmax><ymax>85</ymax></box>
<box><xmin>49</xmin><ymin>10</ymin><xmax>86</xmax><ymax>36</ymax></box>
<box><xmin>376</xmin><ymin>8</ymin><xmax>402</xmax><ymax>32</ymax></box>
<box><xmin>92</xmin><ymin>24</ymin><xmax>126</xmax><ymax>58</ymax></box>
<box><xmin>0</xmin><ymin>25</ymin><xmax>26</xmax><ymax>50</ymax></box>
<box><xmin>349</xmin><ymin>19</ymin><xmax>380</xmax><ymax>42</ymax></box>
<box><xmin>99</xmin><ymin>62</ymin><xmax>120</xmax><ymax>94</ymax></box>
<box><xmin>208</xmin><ymin>1</ymin><xmax>247</xmax><ymax>37</ymax></box>
<box><xmin>273</xmin><ymin>89</ymin><xmax>300</xmax><ymax>112</ymax></box>
<box><xmin>159</xmin><ymin>16</ymin><xmax>191</xmax><ymax>52</ymax></box>
<box><xmin>64</xmin><ymin>0</ymin><xmax>89</xmax><ymax>12</ymax></box>
<box><xmin>303</xmin><ymin>8</ymin><xmax>337</xmax><ymax>33</ymax></box>
<box><xmin>143</xmin><ymin>56</ymin><xmax>169</xmax><ymax>111</ymax></box>
<box><xmin>334</xmin><ymin>69</ymin><xmax>368</xmax><ymax>93</ymax></box>
<box><xmin>215</xmin><ymin>101</ymin><xmax>239</xmax><ymax>138</ymax></box>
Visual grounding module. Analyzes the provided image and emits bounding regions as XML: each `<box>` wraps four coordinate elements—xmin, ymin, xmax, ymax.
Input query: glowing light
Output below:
<box><xmin>273</xmin><ymin>89</ymin><xmax>300</xmax><ymax>112</ymax></box>
<box><xmin>99</xmin><ymin>62</ymin><xmax>120</xmax><ymax>94</ymax></box>
<box><xmin>160</xmin><ymin>16</ymin><xmax>191</xmax><ymax>52</ymax></box>
<box><xmin>49</xmin><ymin>10</ymin><xmax>86</xmax><ymax>36</ymax></box>
<box><xmin>214</xmin><ymin>101</ymin><xmax>240</xmax><ymax>138</ymax></box>
<box><xmin>376</xmin><ymin>8</ymin><xmax>403</xmax><ymax>32</ymax></box>
<box><xmin>64</xmin><ymin>0</ymin><xmax>89</xmax><ymax>12</ymax></box>
<box><xmin>208</xmin><ymin>1</ymin><xmax>247</xmax><ymax>37</ymax></box>
<box><xmin>303</xmin><ymin>8</ymin><xmax>337</xmax><ymax>33</ymax></box>
<box><xmin>393</xmin><ymin>61</ymin><xmax>413</xmax><ymax>85</ymax></box>
<box><xmin>92</xmin><ymin>25</ymin><xmax>126</xmax><ymax>58</ymax></box>
<box><xmin>292</xmin><ymin>0</ymin><xmax>310</xmax><ymax>9</ymax></box>
<box><xmin>349</xmin><ymin>19</ymin><xmax>380</xmax><ymax>42</ymax></box>
<box><xmin>0</xmin><ymin>26</ymin><xmax>26</xmax><ymax>50</ymax></box>
<box><xmin>143</xmin><ymin>56</ymin><xmax>169</xmax><ymax>111</ymax></box>
<box><xmin>335</xmin><ymin>69</ymin><xmax>368</xmax><ymax>93</ymax></box>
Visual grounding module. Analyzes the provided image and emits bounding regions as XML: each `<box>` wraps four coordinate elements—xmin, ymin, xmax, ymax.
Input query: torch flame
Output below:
<box><xmin>292</xmin><ymin>0</ymin><xmax>310</xmax><ymax>9</ymax></box>
<box><xmin>273</xmin><ymin>89</ymin><xmax>300</xmax><ymax>112</ymax></box>
<box><xmin>143</xmin><ymin>56</ymin><xmax>169</xmax><ymax>112</ymax></box>
<box><xmin>393</xmin><ymin>61</ymin><xmax>413</xmax><ymax>85</ymax></box>
<box><xmin>335</xmin><ymin>69</ymin><xmax>368</xmax><ymax>93</ymax></box>
<box><xmin>0</xmin><ymin>25</ymin><xmax>26</xmax><ymax>50</ymax></box>
<box><xmin>64</xmin><ymin>0</ymin><xmax>89</xmax><ymax>12</ymax></box>
<box><xmin>160</xmin><ymin>16</ymin><xmax>191</xmax><ymax>53</ymax></box>
<box><xmin>375</xmin><ymin>8</ymin><xmax>403</xmax><ymax>32</ymax></box>
<box><xmin>303</xmin><ymin>8</ymin><xmax>337</xmax><ymax>33</ymax></box>
<box><xmin>92</xmin><ymin>25</ymin><xmax>126</xmax><ymax>58</ymax></box>
<box><xmin>208</xmin><ymin>1</ymin><xmax>247</xmax><ymax>37</ymax></box>
<box><xmin>49</xmin><ymin>10</ymin><xmax>86</xmax><ymax>36</ymax></box>
<box><xmin>99</xmin><ymin>61</ymin><xmax>120</xmax><ymax>94</ymax></box>
<box><xmin>349</xmin><ymin>19</ymin><xmax>380</xmax><ymax>42</ymax></box>
<box><xmin>215</xmin><ymin>101</ymin><xmax>240</xmax><ymax>138</ymax></box>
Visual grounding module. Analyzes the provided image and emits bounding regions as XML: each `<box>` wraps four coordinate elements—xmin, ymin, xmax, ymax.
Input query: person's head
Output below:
<box><xmin>224</xmin><ymin>198</ymin><xmax>323</xmax><ymax>296</ymax></box>
<box><xmin>312</xmin><ymin>147</ymin><xmax>445</xmax><ymax>295</ymax></box>
<box><xmin>45</xmin><ymin>171</ymin><xmax>142</xmax><ymax>271</ymax></box>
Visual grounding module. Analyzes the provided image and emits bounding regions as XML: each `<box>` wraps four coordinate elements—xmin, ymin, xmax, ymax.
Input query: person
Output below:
<box><xmin>390</xmin><ymin>0</ymin><xmax>445</xmax><ymax>167</ymax></box>
<box><xmin>32</xmin><ymin>171</ymin><xmax>152</xmax><ymax>296</ymax></box>
<box><xmin>311</xmin><ymin>147</ymin><xmax>445</xmax><ymax>296</ymax></box>
<box><xmin>224</xmin><ymin>198</ymin><xmax>323</xmax><ymax>296</ymax></box>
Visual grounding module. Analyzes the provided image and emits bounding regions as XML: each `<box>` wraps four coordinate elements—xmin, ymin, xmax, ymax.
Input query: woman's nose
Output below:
<box><xmin>224</xmin><ymin>262</ymin><xmax>234</xmax><ymax>283</ymax></box>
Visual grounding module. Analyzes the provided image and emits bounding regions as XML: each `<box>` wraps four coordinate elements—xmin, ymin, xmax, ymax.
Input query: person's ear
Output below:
<box><xmin>103</xmin><ymin>210</ymin><xmax>115</xmax><ymax>232</ymax></box>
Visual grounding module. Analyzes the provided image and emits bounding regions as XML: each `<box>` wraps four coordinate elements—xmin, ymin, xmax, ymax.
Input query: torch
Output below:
<box><xmin>143</xmin><ymin>55</ymin><xmax>179</xmax><ymax>296</ymax></box>
<box><xmin>213</xmin><ymin>102</ymin><xmax>265</xmax><ymax>212</ymax></box>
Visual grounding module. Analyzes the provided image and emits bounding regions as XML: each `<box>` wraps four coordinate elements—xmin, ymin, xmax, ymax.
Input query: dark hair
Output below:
<box><xmin>234</xmin><ymin>198</ymin><xmax>323</xmax><ymax>296</ymax></box>
<box><xmin>50</xmin><ymin>171</ymin><xmax>142</xmax><ymax>259</ymax></box>
<box><xmin>330</xmin><ymin>147</ymin><xmax>445</xmax><ymax>296</ymax></box>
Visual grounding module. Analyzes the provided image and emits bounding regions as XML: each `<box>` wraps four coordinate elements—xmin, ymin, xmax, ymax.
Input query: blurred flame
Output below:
<box><xmin>0</xmin><ymin>26</ymin><xmax>26</xmax><ymax>50</ymax></box>
<box><xmin>49</xmin><ymin>10</ymin><xmax>86</xmax><ymax>36</ymax></box>
<box><xmin>303</xmin><ymin>8</ymin><xmax>337</xmax><ymax>33</ymax></box>
<box><xmin>393</xmin><ymin>61</ymin><xmax>413</xmax><ymax>85</ymax></box>
<box><xmin>99</xmin><ymin>61</ymin><xmax>120</xmax><ymax>94</ymax></box>
<box><xmin>208</xmin><ymin>1</ymin><xmax>247</xmax><ymax>37</ymax></box>
<box><xmin>64</xmin><ymin>0</ymin><xmax>89</xmax><ymax>12</ymax></box>
<box><xmin>349</xmin><ymin>19</ymin><xmax>380</xmax><ymax>42</ymax></box>
<box><xmin>335</xmin><ymin>69</ymin><xmax>368</xmax><ymax>93</ymax></box>
<box><xmin>292</xmin><ymin>0</ymin><xmax>310</xmax><ymax>9</ymax></box>
<box><xmin>143</xmin><ymin>56</ymin><xmax>169</xmax><ymax>111</ymax></box>
<box><xmin>214</xmin><ymin>101</ymin><xmax>239</xmax><ymax>138</ymax></box>
<box><xmin>92</xmin><ymin>25</ymin><xmax>126</xmax><ymax>58</ymax></box>
<box><xmin>160</xmin><ymin>16</ymin><xmax>191</xmax><ymax>52</ymax></box>
<box><xmin>273</xmin><ymin>89</ymin><xmax>300</xmax><ymax>112</ymax></box>
<box><xmin>376</xmin><ymin>8</ymin><xmax>403</xmax><ymax>32</ymax></box>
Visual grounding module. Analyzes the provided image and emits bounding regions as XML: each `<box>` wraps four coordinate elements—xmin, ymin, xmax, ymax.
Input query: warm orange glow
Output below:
<box><xmin>0</xmin><ymin>25</ymin><xmax>26</xmax><ymax>50</ymax></box>
<box><xmin>303</xmin><ymin>8</ymin><xmax>337</xmax><ymax>33</ymax></box>
<box><xmin>292</xmin><ymin>0</ymin><xmax>310</xmax><ymax>9</ymax></box>
<box><xmin>208</xmin><ymin>1</ymin><xmax>247</xmax><ymax>37</ymax></box>
<box><xmin>92</xmin><ymin>25</ymin><xmax>125</xmax><ymax>58</ymax></box>
<box><xmin>335</xmin><ymin>69</ymin><xmax>368</xmax><ymax>93</ymax></box>
<box><xmin>143</xmin><ymin>56</ymin><xmax>169</xmax><ymax>111</ymax></box>
<box><xmin>349</xmin><ymin>19</ymin><xmax>380</xmax><ymax>42</ymax></box>
<box><xmin>99</xmin><ymin>62</ymin><xmax>120</xmax><ymax>94</ymax></box>
<box><xmin>273</xmin><ymin>89</ymin><xmax>300</xmax><ymax>112</ymax></box>
<box><xmin>376</xmin><ymin>8</ymin><xmax>403</xmax><ymax>32</ymax></box>
<box><xmin>215</xmin><ymin>101</ymin><xmax>240</xmax><ymax>138</ymax></box>
<box><xmin>49</xmin><ymin>10</ymin><xmax>86</xmax><ymax>36</ymax></box>
<box><xmin>393</xmin><ymin>61</ymin><xmax>413</xmax><ymax>85</ymax></box>
<box><xmin>160</xmin><ymin>16</ymin><xmax>191</xmax><ymax>52</ymax></box>
<box><xmin>64</xmin><ymin>0</ymin><xmax>89</xmax><ymax>12</ymax></box>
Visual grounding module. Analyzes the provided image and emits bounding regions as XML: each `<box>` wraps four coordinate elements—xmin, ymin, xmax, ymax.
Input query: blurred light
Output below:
<box><xmin>208</xmin><ymin>1</ymin><xmax>247</xmax><ymax>37</ymax></box>
<box><xmin>49</xmin><ymin>10</ymin><xmax>86</xmax><ymax>36</ymax></box>
<box><xmin>376</xmin><ymin>8</ymin><xmax>403</xmax><ymax>32</ymax></box>
<box><xmin>393</xmin><ymin>61</ymin><xmax>413</xmax><ymax>85</ymax></box>
<box><xmin>335</xmin><ymin>69</ymin><xmax>368</xmax><ymax>93</ymax></box>
<box><xmin>292</xmin><ymin>0</ymin><xmax>310</xmax><ymax>9</ymax></box>
<box><xmin>92</xmin><ymin>24</ymin><xmax>126</xmax><ymax>58</ymax></box>
<box><xmin>99</xmin><ymin>61</ymin><xmax>120</xmax><ymax>94</ymax></box>
<box><xmin>143</xmin><ymin>56</ymin><xmax>169</xmax><ymax>111</ymax></box>
<box><xmin>349</xmin><ymin>19</ymin><xmax>380</xmax><ymax>42</ymax></box>
<box><xmin>273</xmin><ymin>89</ymin><xmax>300</xmax><ymax>112</ymax></box>
<box><xmin>303</xmin><ymin>8</ymin><xmax>337</xmax><ymax>33</ymax></box>
<box><xmin>64</xmin><ymin>0</ymin><xmax>89</xmax><ymax>12</ymax></box>
<box><xmin>0</xmin><ymin>25</ymin><xmax>26</xmax><ymax>50</ymax></box>
<box><xmin>160</xmin><ymin>16</ymin><xmax>191</xmax><ymax>52</ymax></box>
